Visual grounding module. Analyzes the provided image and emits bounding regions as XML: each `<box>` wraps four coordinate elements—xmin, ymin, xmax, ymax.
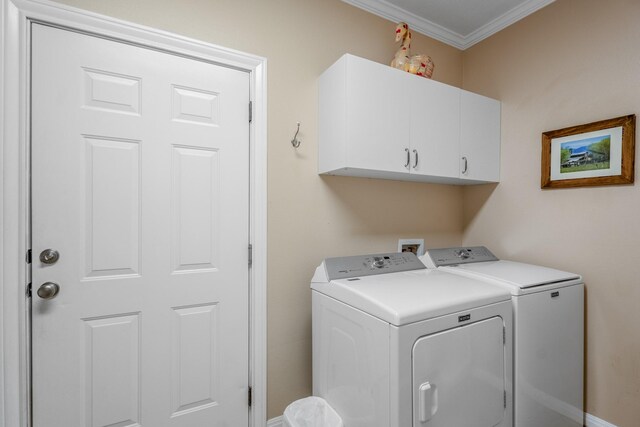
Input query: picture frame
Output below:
<box><xmin>541</xmin><ymin>114</ymin><xmax>635</xmax><ymax>188</ymax></box>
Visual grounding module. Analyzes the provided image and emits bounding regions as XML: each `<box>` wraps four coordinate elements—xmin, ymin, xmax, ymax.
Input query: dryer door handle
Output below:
<box><xmin>419</xmin><ymin>381</ymin><xmax>438</xmax><ymax>422</ymax></box>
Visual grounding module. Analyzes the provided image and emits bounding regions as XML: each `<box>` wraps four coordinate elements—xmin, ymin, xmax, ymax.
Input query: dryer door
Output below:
<box><xmin>412</xmin><ymin>316</ymin><xmax>506</xmax><ymax>426</ymax></box>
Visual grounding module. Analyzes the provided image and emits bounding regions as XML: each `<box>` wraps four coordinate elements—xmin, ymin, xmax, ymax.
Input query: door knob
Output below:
<box><xmin>37</xmin><ymin>282</ymin><xmax>60</xmax><ymax>300</ymax></box>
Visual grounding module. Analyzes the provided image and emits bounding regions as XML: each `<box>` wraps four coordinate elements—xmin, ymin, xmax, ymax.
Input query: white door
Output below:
<box><xmin>31</xmin><ymin>23</ymin><xmax>250</xmax><ymax>427</ymax></box>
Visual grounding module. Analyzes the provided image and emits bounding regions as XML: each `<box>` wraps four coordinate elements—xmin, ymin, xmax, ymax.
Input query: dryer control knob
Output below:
<box><xmin>372</xmin><ymin>257</ymin><xmax>385</xmax><ymax>268</ymax></box>
<box><xmin>455</xmin><ymin>249</ymin><xmax>470</xmax><ymax>259</ymax></box>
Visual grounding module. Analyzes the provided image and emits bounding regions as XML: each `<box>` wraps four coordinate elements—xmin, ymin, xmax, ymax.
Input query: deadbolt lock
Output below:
<box><xmin>39</xmin><ymin>249</ymin><xmax>60</xmax><ymax>265</ymax></box>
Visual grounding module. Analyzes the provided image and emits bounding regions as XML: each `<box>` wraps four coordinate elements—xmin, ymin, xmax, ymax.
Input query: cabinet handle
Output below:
<box><xmin>404</xmin><ymin>148</ymin><xmax>410</xmax><ymax>169</ymax></box>
<box><xmin>462</xmin><ymin>156</ymin><xmax>468</xmax><ymax>174</ymax></box>
<box><xmin>413</xmin><ymin>149</ymin><xmax>419</xmax><ymax>169</ymax></box>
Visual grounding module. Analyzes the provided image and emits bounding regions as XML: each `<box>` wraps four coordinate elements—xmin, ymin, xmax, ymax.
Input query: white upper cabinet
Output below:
<box><xmin>319</xmin><ymin>54</ymin><xmax>501</xmax><ymax>184</ymax></box>
<box><xmin>460</xmin><ymin>89</ymin><xmax>501</xmax><ymax>182</ymax></box>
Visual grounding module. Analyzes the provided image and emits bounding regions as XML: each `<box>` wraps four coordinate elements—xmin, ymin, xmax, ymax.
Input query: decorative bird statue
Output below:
<box><xmin>391</xmin><ymin>22</ymin><xmax>435</xmax><ymax>78</ymax></box>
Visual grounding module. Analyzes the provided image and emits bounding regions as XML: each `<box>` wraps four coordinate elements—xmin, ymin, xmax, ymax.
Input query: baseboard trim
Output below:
<box><xmin>585</xmin><ymin>413</ymin><xmax>618</xmax><ymax>427</ymax></box>
<box><xmin>267</xmin><ymin>416</ymin><xmax>283</xmax><ymax>427</ymax></box>
<box><xmin>269</xmin><ymin>412</ymin><xmax>615</xmax><ymax>427</ymax></box>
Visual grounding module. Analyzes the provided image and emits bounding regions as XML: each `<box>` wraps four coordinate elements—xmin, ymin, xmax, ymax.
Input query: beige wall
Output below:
<box><xmin>50</xmin><ymin>0</ymin><xmax>465</xmax><ymax>418</ymax></box>
<box><xmin>44</xmin><ymin>0</ymin><xmax>640</xmax><ymax>424</ymax></box>
<box><xmin>462</xmin><ymin>0</ymin><xmax>640</xmax><ymax>425</ymax></box>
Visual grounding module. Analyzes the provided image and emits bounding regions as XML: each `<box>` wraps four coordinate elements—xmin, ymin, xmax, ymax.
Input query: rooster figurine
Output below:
<box><xmin>391</xmin><ymin>22</ymin><xmax>434</xmax><ymax>78</ymax></box>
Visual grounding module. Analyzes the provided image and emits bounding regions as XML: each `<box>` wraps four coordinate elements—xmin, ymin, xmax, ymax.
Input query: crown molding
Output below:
<box><xmin>341</xmin><ymin>0</ymin><xmax>466</xmax><ymax>49</ymax></box>
<box><xmin>464</xmin><ymin>0</ymin><xmax>556</xmax><ymax>48</ymax></box>
<box><xmin>341</xmin><ymin>0</ymin><xmax>555</xmax><ymax>50</ymax></box>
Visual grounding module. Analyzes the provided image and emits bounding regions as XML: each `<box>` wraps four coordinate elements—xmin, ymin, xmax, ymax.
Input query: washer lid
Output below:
<box><xmin>446</xmin><ymin>260</ymin><xmax>581</xmax><ymax>289</ymax></box>
<box><xmin>311</xmin><ymin>269</ymin><xmax>510</xmax><ymax>326</ymax></box>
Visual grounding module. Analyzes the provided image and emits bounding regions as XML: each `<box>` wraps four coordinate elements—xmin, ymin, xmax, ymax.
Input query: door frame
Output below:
<box><xmin>0</xmin><ymin>0</ymin><xmax>268</xmax><ymax>426</ymax></box>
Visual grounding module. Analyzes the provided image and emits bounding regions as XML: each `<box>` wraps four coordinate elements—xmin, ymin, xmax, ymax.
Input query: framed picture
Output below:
<box><xmin>541</xmin><ymin>114</ymin><xmax>635</xmax><ymax>188</ymax></box>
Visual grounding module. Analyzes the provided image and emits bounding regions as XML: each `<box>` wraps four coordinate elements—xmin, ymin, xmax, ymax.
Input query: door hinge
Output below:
<box><xmin>504</xmin><ymin>390</ymin><xmax>507</xmax><ymax>408</ymax></box>
<box><xmin>26</xmin><ymin>249</ymin><xmax>32</xmax><ymax>264</ymax></box>
<box><xmin>248</xmin><ymin>244</ymin><xmax>253</xmax><ymax>267</ymax></box>
<box><xmin>248</xmin><ymin>386</ymin><xmax>252</xmax><ymax>407</ymax></box>
<box><xmin>249</xmin><ymin>101</ymin><xmax>253</xmax><ymax>123</ymax></box>
<box><xmin>26</xmin><ymin>283</ymin><xmax>32</xmax><ymax>298</ymax></box>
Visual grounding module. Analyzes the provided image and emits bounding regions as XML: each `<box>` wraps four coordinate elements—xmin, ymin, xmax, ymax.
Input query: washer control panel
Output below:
<box><xmin>325</xmin><ymin>252</ymin><xmax>425</xmax><ymax>281</ymax></box>
<box><xmin>426</xmin><ymin>246</ymin><xmax>498</xmax><ymax>267</ymax></box>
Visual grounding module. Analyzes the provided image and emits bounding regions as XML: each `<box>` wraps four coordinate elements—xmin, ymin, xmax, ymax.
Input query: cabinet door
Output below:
<box><xmin>345</xmin><ymin>56</ymin><xmax>410</xmax><ymax>173</ymax></box>
<box><xmin>409</xmin><ymin>77</ymin><xmax>460</xmax><ymax>179</ymax></box>
<box><xmin>460</xmin><ymin>90</ymin><xmax>501</xmax><ymax>182</ymax></box>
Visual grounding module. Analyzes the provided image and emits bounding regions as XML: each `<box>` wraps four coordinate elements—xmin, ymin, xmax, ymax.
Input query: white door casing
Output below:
<box><xmin>32</xmin><ymin>23</ymin><xmax>250</xmax><ymax>426</ymax></box>
<box><xmin>1</xmin><ymin>1</ymin><xmax>267</xmax><ymax>426</ymax></box>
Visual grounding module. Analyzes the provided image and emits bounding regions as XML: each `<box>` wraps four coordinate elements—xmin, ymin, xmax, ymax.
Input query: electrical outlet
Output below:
<box><xmin>398</xmin><ymin>239</ymin><xmax>425</xmax><ymax>256</ymax></box>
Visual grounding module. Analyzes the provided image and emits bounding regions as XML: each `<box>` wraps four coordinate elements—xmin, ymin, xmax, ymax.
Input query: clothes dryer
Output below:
<box><xmin>311</xmin><ymin>252</ymin><xmax>513</xmax><ymax>427</ymax></box>
<box><xmin>422</xmin><ymin>247</ymin><xmax>584</xmax><ymax>427</ymax></box>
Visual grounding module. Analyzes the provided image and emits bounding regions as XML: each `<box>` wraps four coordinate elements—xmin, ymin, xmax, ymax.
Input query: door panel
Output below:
<box><xmin>409</xmin><ymin>77</ymin><xmax>460</xmax><ymax>179</ymax></box>
<box><xmin>31</xmin><ymin>23</ymin><xmax>250</xmax><ymax>427</ymax></box>
<box><xmin>346</xmin><ymin>55</ymin><xmax>410</xmax><ymax>173</ymax></box>
<box><xmin>412</xmin><ymin>317</ymin><xmax>506</xmax><ymax>427</ymax></box>
<box><xmin>460</xmin><ymin>90</ymin><xmax>501</xmax><ymax>182</ymax></box>
<box><xmin>83</xmin><ymin>313</ymin><xmax>142</xmax><ymax>427</ymax></box>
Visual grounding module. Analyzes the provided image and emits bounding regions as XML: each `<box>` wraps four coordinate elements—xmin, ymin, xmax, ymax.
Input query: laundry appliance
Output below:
<box><xmin>311</xmin><ymin>252</ymin><xmax>513</xmax><ymax>427</ymax></box>
<box><xmin>422</xmin><ymin>247</ymin><xmax>584</xmax><ymax>427</ymax></box>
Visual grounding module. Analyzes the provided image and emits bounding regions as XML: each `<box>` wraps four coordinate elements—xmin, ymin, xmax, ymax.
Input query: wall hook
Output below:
<box><xmin>291</xmin><ymin>122</ymin><xmax>301</xmax><ymax>148</ymax></box>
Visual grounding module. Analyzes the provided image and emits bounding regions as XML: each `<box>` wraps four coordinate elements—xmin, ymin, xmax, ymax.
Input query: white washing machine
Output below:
<box><xmin>311</xmin><ymin>252</ymin><xmax>513</xmax><ymax>427</ymax></box>
<box><xmin>422</xmin><ymin>247</ymin><xmax>584</xmax><ymax>427</ymax></box>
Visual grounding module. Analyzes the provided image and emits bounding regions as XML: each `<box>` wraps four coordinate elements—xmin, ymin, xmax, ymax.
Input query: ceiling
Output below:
<box><xmin>341</xmin><ymin>0</ymin><xmax>556</xmax><ymax>50</ymax></box>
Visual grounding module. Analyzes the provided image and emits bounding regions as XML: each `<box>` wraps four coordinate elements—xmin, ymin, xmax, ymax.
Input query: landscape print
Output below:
<box><xmin>560</xmin><ymin>134</ymin><xmax>610</xmax><ymax>173</ymax></box>
<box><xmin>542</xmin><ymin>115</ymin><xmax>634</xmax><ymax>188</ymax></box>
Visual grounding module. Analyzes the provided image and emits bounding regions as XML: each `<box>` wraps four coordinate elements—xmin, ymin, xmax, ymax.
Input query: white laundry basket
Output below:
<box><xmin>283</xmin><ymin>396</ymin><xmax>343</xmax><ymax>427</ymax></box>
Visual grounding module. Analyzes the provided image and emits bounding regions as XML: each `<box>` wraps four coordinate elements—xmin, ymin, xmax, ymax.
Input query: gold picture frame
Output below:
<box><xmin>541</xmin><ymin>115</ymin><xmax>635</xmax><ymax>188</ymax></box>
